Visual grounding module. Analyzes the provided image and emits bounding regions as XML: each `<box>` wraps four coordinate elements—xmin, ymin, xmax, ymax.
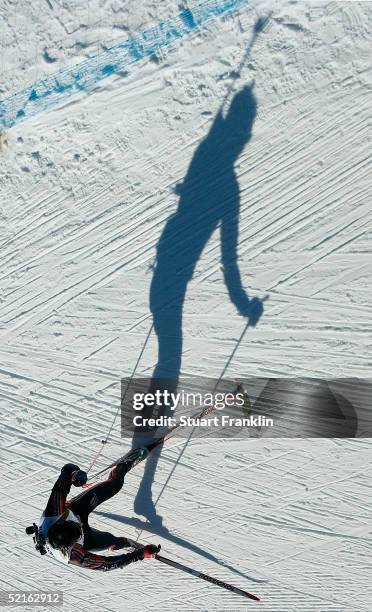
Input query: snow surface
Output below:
<box><xmin>0</xmin><ymin>1</ymin><xmax>371</xmax><ymax>610</ymax></box>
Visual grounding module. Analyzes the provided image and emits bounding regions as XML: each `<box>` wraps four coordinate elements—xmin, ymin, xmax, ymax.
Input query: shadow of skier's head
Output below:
<box><xmin>206</xmin><ymin>84</ymin><xmax>257</xmax><ymax>165</ymax></box>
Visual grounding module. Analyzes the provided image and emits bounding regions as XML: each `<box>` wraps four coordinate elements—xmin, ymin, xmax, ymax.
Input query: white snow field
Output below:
<box><xmin>1</xmin><ymin>0</ymin><xmax>371</xmax><ymax>610</ymax></box>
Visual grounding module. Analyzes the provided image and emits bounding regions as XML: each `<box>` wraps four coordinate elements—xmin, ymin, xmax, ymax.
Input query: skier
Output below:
<box><xmin>26</xmin><ymin>447</ymin><xmax>161</xmax><ymax>570</ymax></box>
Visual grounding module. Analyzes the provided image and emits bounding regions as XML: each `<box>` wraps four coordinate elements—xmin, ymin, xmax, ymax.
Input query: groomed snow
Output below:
<box><xmin>0</xmin><ymin>1</ymin><xmax>371</xmax><ymax>610</ymax></box>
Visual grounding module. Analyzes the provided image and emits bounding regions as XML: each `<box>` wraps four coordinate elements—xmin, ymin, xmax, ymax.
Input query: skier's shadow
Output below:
<box><xmin>94</xmin><ymin>510</ymin><xmax>266</xmax><ymax>584</ymax></box>
<box><xmin>132</xmin><ymin>84</ymin><xmax>265</xmax><ymax>523</ymax></box>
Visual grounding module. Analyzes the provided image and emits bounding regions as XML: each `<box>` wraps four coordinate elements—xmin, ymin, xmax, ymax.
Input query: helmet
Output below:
<box><xmin>47</xmin><ymin>520</ymin><xmax>82</xmax><ymax>550</ymax></box>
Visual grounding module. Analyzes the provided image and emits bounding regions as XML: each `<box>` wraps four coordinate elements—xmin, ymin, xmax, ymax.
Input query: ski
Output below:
<box><xmin>123</xmin><ymin>538</ymin><xmax>260</xmax><ymax>602</ymax></box>
<box><xmin>89</xmin><ymin>403</ymin><xmax>217</xmax><ymax>480</ymax></box>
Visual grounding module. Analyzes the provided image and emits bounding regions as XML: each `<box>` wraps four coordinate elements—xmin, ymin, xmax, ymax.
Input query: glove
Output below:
<box><xmin>114</xmin><ymin>544</ymin><xmax>161</xmax><ymax>569</ymax></box>
<box><xmin>71</xmin><ymin>469</ymin><xmax>88</xmax><ymax>487</ymax></box>
<box><xmin>142</xmin><ymin>544</ymin><xmax>161</xmax><ymax>559</ymax></box>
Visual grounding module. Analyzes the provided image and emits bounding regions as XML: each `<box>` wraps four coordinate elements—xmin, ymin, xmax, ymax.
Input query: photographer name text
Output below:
<box><xmin>133</xmin><ymin>414</ymin><xmax>273</xmax><ymax>428</ymax></box>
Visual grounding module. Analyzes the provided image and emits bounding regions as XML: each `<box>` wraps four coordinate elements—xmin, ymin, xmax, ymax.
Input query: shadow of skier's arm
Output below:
<box><xmin>220</xmin><ymin>208</ymin><xmax>267</xmax><ymax>327</ymax></box>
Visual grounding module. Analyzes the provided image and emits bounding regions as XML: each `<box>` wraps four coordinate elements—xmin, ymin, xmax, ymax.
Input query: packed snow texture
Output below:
<box><xmin>0</xmin><ymin>1</ymin><xmax>371</xmax><ymax>610</ymax></box>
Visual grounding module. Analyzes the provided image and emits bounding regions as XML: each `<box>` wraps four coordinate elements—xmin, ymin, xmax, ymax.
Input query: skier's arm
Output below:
<box><xmin>69</xmin><ymin>546</ymin><xmax>145</xmax><ymax>571</ymax></box>
<box><xmin>44</xmin><ymin>463</ymin><xmax>80</xmax><ymax>517</ymax></box>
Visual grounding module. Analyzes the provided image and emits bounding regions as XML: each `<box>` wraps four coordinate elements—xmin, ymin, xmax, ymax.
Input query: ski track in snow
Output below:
<box><xmin>0</xmin><ymin>1</ymin><xmax>371</xmax><ymax>610</ymax></box>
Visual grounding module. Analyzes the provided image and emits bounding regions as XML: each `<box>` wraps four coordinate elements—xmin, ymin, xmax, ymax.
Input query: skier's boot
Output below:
<box><xmin>115</xmin><ymin>447</ymin><xmax>149</xmax><ymax>477</ymax></box>
<box><xmin>107</xmin><ymin>536</ymin><xmax>133</xmax><ymax>551</ymax></box>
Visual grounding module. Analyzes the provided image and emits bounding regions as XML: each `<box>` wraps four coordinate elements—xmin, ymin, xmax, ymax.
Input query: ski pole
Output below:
<box><xmin>153</xmin><ymin>317</ymin><xmax>254</xmax><ymax>505</ymax></box>
<box><xmin>86</xmin><ymin>322</ymin><xmax>154</xmax><ymax>474</ymax></box>
<box><xmin>154</xmin><ymin>554</ymin><xmax>260</xmax><ymax>602</ymax></box>
<box><xmin>125</xmin><ymin>538</ymin><xmax>260</xmax><ymax>602</ymax></box>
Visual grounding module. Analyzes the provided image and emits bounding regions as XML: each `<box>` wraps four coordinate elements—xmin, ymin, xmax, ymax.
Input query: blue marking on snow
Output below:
<box><xmin>0</xmin><ymin>0</ymin><xmax>248</xmax><ymax>130</ymax></box>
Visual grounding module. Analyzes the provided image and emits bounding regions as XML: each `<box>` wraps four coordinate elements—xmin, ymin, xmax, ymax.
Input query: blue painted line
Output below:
<box><xmin>0</xmin><ymin>0</ymin><xmax>248</xmax><ymax>130</ymax></box>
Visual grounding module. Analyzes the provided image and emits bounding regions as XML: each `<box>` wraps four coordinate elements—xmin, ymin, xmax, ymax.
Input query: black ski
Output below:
<box><xmin>89</xmin><ymin>403</ymin><xmax>217</xmax><ymax>480</ymax></box>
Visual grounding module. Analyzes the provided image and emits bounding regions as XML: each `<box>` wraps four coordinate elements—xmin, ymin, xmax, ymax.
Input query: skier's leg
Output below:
<box><xmin>83</xmin><ymin>525</ymin><xmax>131</xmax><ymax>552</ymax></box>
<box><xmin>67</xmin><ymin>449</ymin><xmax>149</xmax><ymax>520</ymax></box>
<box><xmin>67</xmin><ymin>464</ymin><xmax>127</xmax><ymax>521</ymax></box>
